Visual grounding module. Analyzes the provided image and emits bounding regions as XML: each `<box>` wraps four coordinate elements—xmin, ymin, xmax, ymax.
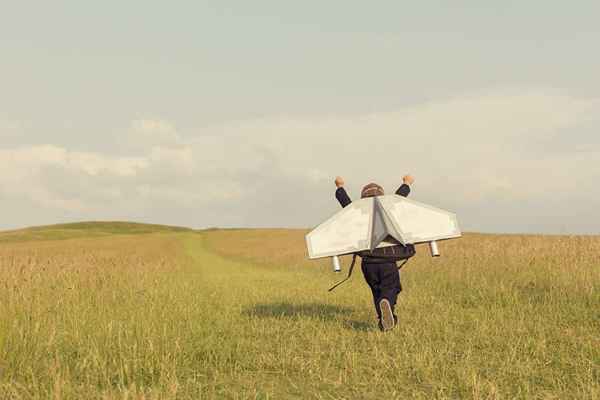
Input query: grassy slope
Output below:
<box><xmin>0</xmin><ymin>226</ymin><xmax>599</xmax><ymax>399</ymax></box>
<box><xmin>0</xmin><ymin>221</ymin><xmax>191</xmax><ymax>243</ymax></box>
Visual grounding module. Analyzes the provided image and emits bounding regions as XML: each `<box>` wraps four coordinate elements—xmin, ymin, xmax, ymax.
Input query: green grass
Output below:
<box><xmin>0</xmin><ymin>221</ymin><xmax>191</xmax><ymax>243</ymax></box>
<box><xmin>0</xmin><ymin>226</ymin><xmax>599</xmax><ymax>399</ymax></box>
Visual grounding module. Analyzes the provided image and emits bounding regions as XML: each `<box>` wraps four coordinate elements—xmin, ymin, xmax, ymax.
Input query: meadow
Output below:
<box><xmin>0</xmin><ymin>223</ymin><xmax>598</xmax><ymax>399</ymax></box>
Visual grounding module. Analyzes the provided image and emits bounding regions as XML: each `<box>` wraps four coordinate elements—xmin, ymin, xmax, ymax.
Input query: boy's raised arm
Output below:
<box><xmin>335</xmin><ymin>176</ymin><xmax>352</xmax><ymax>208</ymax></box>
<box><xmin>395</xmin><ymin>175</ymin><xmax>415</xmax><ymax>198</ymax></box>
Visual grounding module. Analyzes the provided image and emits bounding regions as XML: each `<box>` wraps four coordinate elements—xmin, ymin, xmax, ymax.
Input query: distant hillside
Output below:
<box><xmin>0</xmin><ymin>221</ymin><xmax>192</xmax><ymax>243</ymax></box>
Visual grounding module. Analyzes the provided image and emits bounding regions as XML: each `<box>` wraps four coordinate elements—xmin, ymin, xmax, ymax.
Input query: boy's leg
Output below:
<box><xmin>363</xmin><ymin>263</ymin><xmax>395</xmax><ymax>331</ymax></box>
<box><xmin>378</xmin><ymin>263</ymin><xmax>402</xmax><ymax>323</ymax></box>
<box><xmin>361</xmin><ymin>263</ymin><xmax>382</xmax><ymax>319</ymax></box>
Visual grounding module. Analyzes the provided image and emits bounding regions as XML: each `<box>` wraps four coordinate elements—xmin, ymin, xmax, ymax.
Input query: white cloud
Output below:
<box><xmin>128</xmin><ymin>119</ymin><xmax>181</xmax><ymax>147</ymax></box>
<box><xmin>0</xmin><ymin>145</ymin><xmax>147</xmax><ymax>212</ymax></box>
<box><xmin>67</xmin><ymin>152</ymin><xmax>149</xmax><ymax>177</ymax></box>
<box><xmin>198</xmin><ymin>89</ymin><xmax>600</xmax><ymax>201</ymax></box>
<box><xmin>0</xmin><ymin>145</ymin><xmax>148</xmax><ymax>178</ymax></box>
<box><xmin>1</xmin><ymin>89</ymin><xmax>599</xmax><ymax>233</ymax></box>
<box><xmin>149</xmin><ymin>145</ymin><xmax>195</xmax><ymax>175</ymax></box>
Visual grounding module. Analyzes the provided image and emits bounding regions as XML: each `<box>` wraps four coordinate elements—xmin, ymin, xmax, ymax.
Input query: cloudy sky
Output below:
<box><xmin>1</xmin><ymin>1</ymin><xmax>599</xmax><ymax>234</ymax></box>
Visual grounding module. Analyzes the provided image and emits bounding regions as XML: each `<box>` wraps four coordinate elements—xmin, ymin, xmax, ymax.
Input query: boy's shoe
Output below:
<box><xmin>379</xmin><ymin>298</ymin><xmax>395</xmax><ymax>331</ymax></box>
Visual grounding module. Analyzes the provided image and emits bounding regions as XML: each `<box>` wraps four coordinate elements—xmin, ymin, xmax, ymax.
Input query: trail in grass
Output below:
<box><xmin>182</xmin><ymin>232</ymin><xmax>373</xmax><ymax>329</ymax></box>
<box><xmin>181</xmin><ymin>233</ymin><xmax>388</xmax><ymax>398</ymax></box>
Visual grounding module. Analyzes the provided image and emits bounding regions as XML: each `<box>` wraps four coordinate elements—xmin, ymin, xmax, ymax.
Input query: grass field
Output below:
<box><xmin>0</xmin><ymin>223</ymin><xmax>599</xmax><ymax>399</ymax></box>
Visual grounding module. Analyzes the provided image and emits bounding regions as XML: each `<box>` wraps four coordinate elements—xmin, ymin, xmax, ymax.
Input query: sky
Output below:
<box><xmin>1</xmin><ymin>1</ymin><xmax>599</xmax><ymax>234</ymax></box>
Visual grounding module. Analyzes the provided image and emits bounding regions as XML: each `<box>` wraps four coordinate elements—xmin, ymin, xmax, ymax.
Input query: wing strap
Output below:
<box><xmin>328</xmin><ymin>254</ymin><xmax>357</xmax><ymax>292</ymax></box>
<box><xmin>328</xmin><ymin>256</ymin><xmax>410</xmax><ymax>292</ymax></box>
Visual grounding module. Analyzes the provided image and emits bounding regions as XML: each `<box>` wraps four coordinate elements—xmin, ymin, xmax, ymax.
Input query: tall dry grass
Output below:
<box><xmin>0</xmin><ymin>234</ymin><xmax>198</xmax><ymax>399</ymax></box>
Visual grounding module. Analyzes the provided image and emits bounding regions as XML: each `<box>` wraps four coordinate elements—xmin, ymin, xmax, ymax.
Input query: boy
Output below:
<box><xmin>334</xmin><ymin>175</ymin><xmax>415</xmax><ymax>331</ymax></box>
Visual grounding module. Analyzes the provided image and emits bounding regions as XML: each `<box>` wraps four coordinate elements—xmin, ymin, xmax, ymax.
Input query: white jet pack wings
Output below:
<box><xmin>306</xmin><ymin>195</ymin><xmax>461</xmax><ymax>259</ymax></box>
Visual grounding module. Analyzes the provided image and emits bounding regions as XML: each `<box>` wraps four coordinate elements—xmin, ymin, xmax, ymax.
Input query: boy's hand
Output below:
<box><xmin>402</xmin><ymin>175</ymin><xmax>415</xmax><ymax>185</ymax></box>
<box><xmin>335</xmin><ymin>176</ymin><xmax>345</xmax><ymax>188</ymax></box>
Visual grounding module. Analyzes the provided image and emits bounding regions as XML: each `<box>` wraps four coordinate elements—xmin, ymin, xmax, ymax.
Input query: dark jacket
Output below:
<box><xmin>335</xmin><ymin>184</ymin><xmax>413</xmax><ymax>264</ymax></box>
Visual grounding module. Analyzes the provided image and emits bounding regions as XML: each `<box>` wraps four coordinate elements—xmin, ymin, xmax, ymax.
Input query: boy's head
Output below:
<box><xmin>361</xmin><ymin>183</ymin><xmax>384</xmax><ymax>198</ymax></box>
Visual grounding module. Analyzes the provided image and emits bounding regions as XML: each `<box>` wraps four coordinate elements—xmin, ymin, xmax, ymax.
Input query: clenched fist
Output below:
<box><xmin>402</xmin><ymin>175</ymin><xmax>415</xmax><ymax>185</ymax></box>
<box><xmin>335</xmin><ymin>176</ymin><xmax>345</xmax><ymax>188</ymax></box>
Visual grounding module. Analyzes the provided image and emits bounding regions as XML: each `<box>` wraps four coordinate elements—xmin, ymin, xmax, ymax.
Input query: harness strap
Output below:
<box><xmin>328</xmin><ymin>256</ymin><xmax>410</xmax><ymax>292</ymax></box>
<box><xmin>397</xmin><ymin>259</ymin><xmax>409</xmax><ymax>270</ymax></box>
<box><xmin>328</xmin><ymin>254</ymin><xmax>357</xmax><ymax>292</ymax></box>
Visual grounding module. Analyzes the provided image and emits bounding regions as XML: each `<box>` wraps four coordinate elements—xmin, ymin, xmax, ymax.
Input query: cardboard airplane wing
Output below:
<box><xmin>306</xmin><ymin>194</ymin><xmax>461</xmax><ymax>259</ymax></box>
<box><xmin>375</xmin><ymin>195</ymin><xmax>461</xmax><ymax>245</ymax></box>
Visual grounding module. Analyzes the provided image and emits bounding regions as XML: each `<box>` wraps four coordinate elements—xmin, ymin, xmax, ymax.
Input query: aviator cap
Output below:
<box><xmin>361</xmin><ymin>183</ymin><xmax>384</xmax><ymax>198</ymax></box>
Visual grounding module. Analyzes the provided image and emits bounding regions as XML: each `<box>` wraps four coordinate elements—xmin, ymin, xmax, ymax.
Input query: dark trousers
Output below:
<box><xmin>361</xmin><ymin>262</ymin><xmax>402</xmax><ymax>319</ymax></box>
